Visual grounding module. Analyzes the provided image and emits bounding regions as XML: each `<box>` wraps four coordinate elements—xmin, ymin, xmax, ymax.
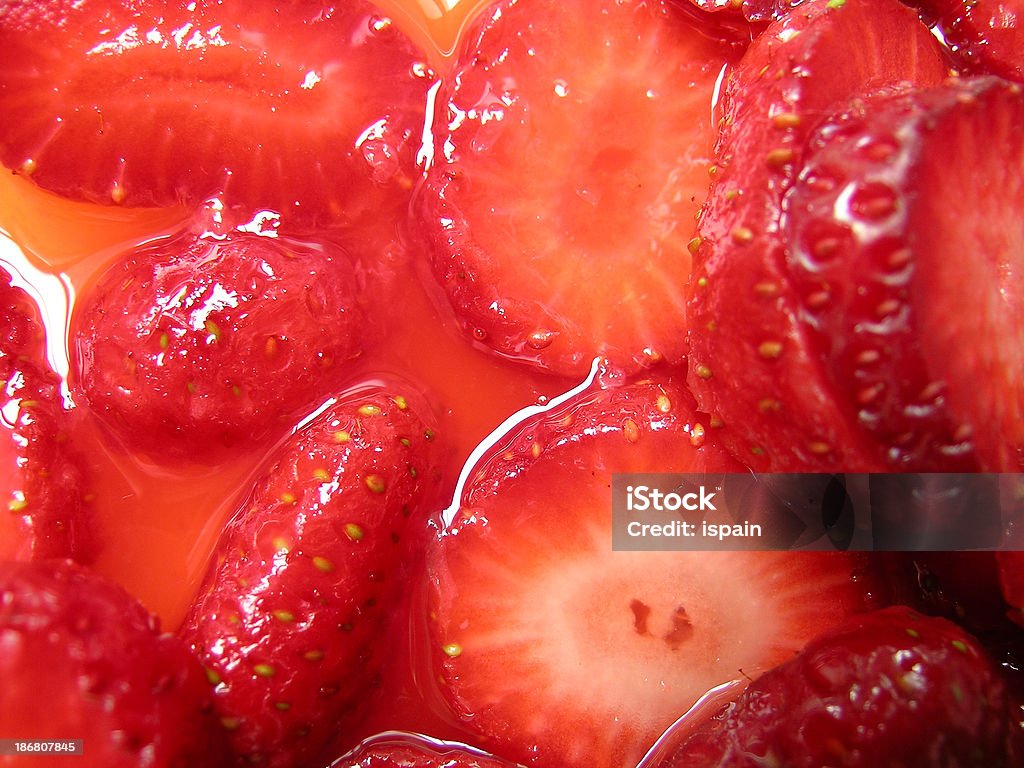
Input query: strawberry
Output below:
<box><xmin>416</xmin><ymin>0</ymin><xmax>744</xmax><ymax>377</ymax></box>
<box><xmin>776</xmin><ymin>77</ymin><xmax>1022</xmax><ymax>471</ymax></box>
<box><xmin>1</xmin><ymin>270</ymin><xmax>94</xmax><ymax>563</ymax></box>
<box><xmin>180</xmin><ymin>385</ymin><xmax>441</xmax><ymax>768</ymax></box>
<box><xmin>661</xmin><ymin>606</ymin><xmax>1011</xmax><ymax>767</ymax></box>
<box><xmin>426</xmin><ymin>372</ymin><xmax>882</xmax><ymax>768</ymax></box>
<box><xmin>917</xmin><ymin>0</ymin><xmax>1024</xmax><ymax>82</ymax></box>
<box><xmin>684</xmin><ymin>0</ymin><xmax>950</xmax><ymax>471</ymax></box>
<box><xmin>329</xmin><ymin>733</ymin><xmax>523</xmax><ymax>768</ymax></box>
<box><xmin>0</xmin><ymin>0</ymin><xmax>431</xmax><ymax>228</ymax></box>
<box><xmin>0</xmin><ymin>559</ymin><xmax>228</xmax><ymax>768</ymax></box>
<box><xmin>783</xmin><ymin>76</ymin><xmax>1024</xmax><ymax>471</ymax></box>
<box><xmin>71</xmin><ymin>226</ymin><xmax>367</xmax><ymax>460</ymax></box>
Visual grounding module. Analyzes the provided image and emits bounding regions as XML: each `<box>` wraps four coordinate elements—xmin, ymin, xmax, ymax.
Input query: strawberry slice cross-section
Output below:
<box><xmin>0</xmin><ymin>0</ymin><xmax>432</xmax><ymax>229</ymax></box>
<box><xmin>426</xmin><ymin>374</ymin><xmax>882</xmax><ymax>768</ymax></box>
<box><xmin>417</xmin><ymin>0</ymin><xmax>744</xmax><ymax>376</ymax></box>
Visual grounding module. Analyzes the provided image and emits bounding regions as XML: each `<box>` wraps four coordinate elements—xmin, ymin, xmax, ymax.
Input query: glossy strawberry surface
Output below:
<box><xmin>72</xmin><ymin>225</ymin><xmax>367</xmax><ymax>460</ymax></box>
<box><xmin>0</xmin><ymin>560</ymin><xmax>228</xmax><ymax>768</ymax></box>
<box><xmin>662</xmin><ymin>607</ymin><xmax>1012</xmax><ymax>767</ymax></box>
<box><xmin>180</xmin><ymin>386</ymin><xmax>440</xmax><ymax>767</ymax></box>
<box><xmin>1</xmin><ymin>271</ymin><xmax>93</xmax><ymax>562</ymax></box>
<box><xmin>685</xmin><ymin>0</ymin><xmax>949</xmax><ymax>471</ymax></box>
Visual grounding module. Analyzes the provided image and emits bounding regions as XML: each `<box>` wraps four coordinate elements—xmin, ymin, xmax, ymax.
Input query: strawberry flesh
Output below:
<box><xmin>0</xmin><ymin>0</ymin><xmax>431</xmax><ymax>228</ymax></box>
<box><xmin>0</xmin><ymin>559</ymin><xmax>228</xmax><ymax>768</ymax></box>
<box><xmin>685</xmin><ymin>0</ymin><xmax>950</xmax><ymax>470</ymax></box>
<box><xmin>72</xmin><ymin>226</ymin><xmax>367</xmax><ymax>460</ymax></box>
<box><xmin>180</xmin><ymin>385</ymin><xmax>440</xmax><ymax>768</ymax></box>
<box><xmin>417</xmin><ymin>0</ymin><xmax>743</xmax><ymax>376</ymax></box>
<box><xmin>427</xmin><ymin>374</ymin><xmax>882</xmax><ymax>768</ymax></box>
<box><xmin>661</xmin><ymin>606</ymin><xmax>1011</xmax><ymax>767</ymax></box>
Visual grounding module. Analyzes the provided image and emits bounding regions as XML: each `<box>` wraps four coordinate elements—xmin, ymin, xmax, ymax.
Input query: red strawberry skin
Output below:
<box><xmin>417</xmin><ymin>0</ymin><xmax>743</xmax><ymax>377</ymax></box>
<box><xmin>427</xmin><ymin>373</ymin><xmax>883</xmax><ymax>768</ymax></box>
<box><xmin>0</xmin><ymin>0</ymin><xmax>430</xmax><ymax>228</ymax></box>
<box><xmin>662</xmin><ymin>606</ymin><xmax>1011</xmax><ymax>767</ymax></box>
<box><xmin>685</xmin><ymin>0</ymin><xmax>949</xmax><ymax>471</ymax></box>
<box><xmin>1</xmin><ymin>271</ymin><xmax>93</xmax><ymax>563</ymax></box>
<box><xmin>0</xmin><ymin>559</ymin><xmax>228</xmax><ymax>768</ymax></box>
<box><xmin>781</xmin><ymin>77</ymin><xmax>1024</xmax><ymax>471</ymax></box>
<box><xmin>72</xmin><ymin>227</ymin><xmax>366</xmax><ymax>460</ymax></box>
<box><xmin>329</xmin><ymin>733</ymin><xmax>524</xmax><ymax>768</ymax></box>
<box><xmin>180</xmin><ymin>386</ymin><xmax>440</xmax><ymax>768</ymax></box>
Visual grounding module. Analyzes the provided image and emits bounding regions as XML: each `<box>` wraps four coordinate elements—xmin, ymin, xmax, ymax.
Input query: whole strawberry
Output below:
<box><xmin>662</xmin><ymin>606</ymin><xmax>1011</xmax><ymax>767</ymax></box>
<box><xmin>0</xmin><ymin>560</ymin><xmax>227</xmax><ymax>768</ymax></box>
<box><xmin>72</xmin><ymin>228</ymin><xmax>366</xmax><ymax>460</ymax></box>
<box><xmin>1</xmin><ymin>271</ymin><xmax>93</xmax><ymax>563</ymax></box>
<box><xmin>180</xmin><ymin>385</ymin><xmax>440</xmax><ymax>768</ymax></box>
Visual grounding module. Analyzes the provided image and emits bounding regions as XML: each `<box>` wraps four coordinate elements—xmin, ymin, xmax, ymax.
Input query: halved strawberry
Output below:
<box><xmin>416</xmin><ymin>0</ymin><xmax>744</xmax><ymax>376</ymax></box>
<box><xmin>684</xmin><ymin>0</ymin><xmax>950</xmax><ymax>471</ymax></box>
<box><xmin>426</xmin><ymin>373</ymin><xmax>882</xmax><ymax>768</ymax></box>
<box><xmin>180</xmin><ymin>385</ymin><xmax>440</xmax><ymax>768</ymax></box>
<box><xmin>918</xmin><ymin>0</ymin><xmax>1024</xmax><ymax>82</ymax></box>
<box><xmin>1</xmin><ymin>270</ymin><xmax>94</xmax><ymax>562</ymax></box>
<box><xmin>72</xmin><ymin>225</ymin><xmax>367</xmax><ymax>460</ymax></box>
<box><xmin>661</xmin><ymin>606</ymin><xmax>1011</xmax><ymax>767</ymax></box>
<box><xmin>0</xmin><ymin>0</ymin><xmax>431</xmax><ymax>228</ymax></box>
<box><xmin>330</xmin><ymin>732</ymin><xmax>524</xmax><ymax>768</ymax></box>
<box><xmin>759</xmin><ymin>76</ymin><xmax>1023</xmax><ymax>471</ymax></box>
<box><xmin>0</xmin><ymin>559</ymin><xmax>228</xmax><ymax>768</ymax></box>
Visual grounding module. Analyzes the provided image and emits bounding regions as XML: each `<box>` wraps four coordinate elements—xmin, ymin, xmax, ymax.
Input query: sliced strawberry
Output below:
<box><xmin>1</xmin><ymin>270</ymin><xmax>94</xmax><ymax>562</ymax></box>
<box><xmin>416</xmin><ymin>0</ymin><xmax>744</xmax><ymax>377</ymax></box>
<box><xmin>180</xmin><ymin>385</ymin><xmax>441</xmax><ymax>768</ymax></box>
<box><xmin>0</xmin><ymin>0</ymin><xmax>431</xmax><ymax>228</ymax></box>
<box><xmin>425</xmin><ymin>374</ymin><xmax>881</xmax><ymax>768</ymax></box>
<box><xmin>71</xmin><ymin>225</ymin><xmax>367</xmax><ymax>460</ymax></box>
<box><xmin>661</xmin><ymin>607</ymin><xmax>1011</xmax><ymax>767</ymax></box>
<box><xmin>781</xmin><ymin>76</ymin><xmax>1023</xmax><ymax>470</ymax></box>
<box><xmin>685</xmin><ymin>0</ymin><xmax>951</xmax><ymax>471</ymax></box>
<box><xmin>330</xmin><ymin>732</ymin><xmax>524</xmax><ymax>768</ymax></box>
<box><xmin>0</xmin><ymin>559</ymin><xmax>228</xmax><ymax>768</ymax></box>
<box><xmin>919</xmin><ymin>0</ymin><xmax>1024</xmax><ymax>82</ymax></box>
